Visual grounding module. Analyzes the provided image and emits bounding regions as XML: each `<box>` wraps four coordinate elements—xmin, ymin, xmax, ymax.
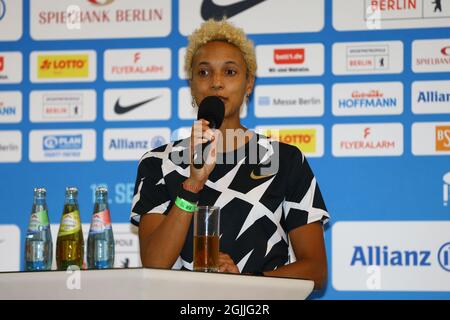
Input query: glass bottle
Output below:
<box><xmin>56</xmin><ymin>187</ymin><xmax>84</xmax><ymax>270</ymax></box>
<box><xmin>87</xmin><ymin>186</ymin><xmax>114</xmax><ymax>269</ymax></box>
<box><xmin>25</xmin><ymin>188</ymin><xmax>52</xmax><ymax>271</ymax></box>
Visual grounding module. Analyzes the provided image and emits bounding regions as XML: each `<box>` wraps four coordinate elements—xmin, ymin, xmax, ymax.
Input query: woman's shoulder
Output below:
<box><xmin>255</xmin><ymin>132</ymin><xmax>304</xmax><ymax>161</ymax></box>
<box><xmin>138</xmin><ymin>137</ymin><xmax>190</xmax><ymax>164</ymax></box>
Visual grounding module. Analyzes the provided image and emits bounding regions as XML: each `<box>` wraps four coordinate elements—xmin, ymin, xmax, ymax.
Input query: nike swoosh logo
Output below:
<box><xmin>201</xmin><ymin>0</ymin><xmax>267</xmax><ymax>20</ymax></box>
<box><xmin>114</xmin><ymin>95</ymin><xmax>161</xmax><ymax>115</ymax></box>
<box><xmin>250</xmin><ymin>170</ymin><xmax>275</xmax><ymax>180</ymax></box>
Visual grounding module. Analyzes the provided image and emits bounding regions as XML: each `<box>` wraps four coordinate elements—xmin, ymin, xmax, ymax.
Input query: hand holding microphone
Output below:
<box><xmin>191</xmin><ymin>96</ymin><xmax>225</xmax><ymax>173</ymax></box>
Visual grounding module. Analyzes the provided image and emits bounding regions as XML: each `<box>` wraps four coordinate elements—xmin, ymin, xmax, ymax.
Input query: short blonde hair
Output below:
<box><xmin>185</xmin><ymin>19</ymin><xmax>257</xmax><ymax>80</ymax></box>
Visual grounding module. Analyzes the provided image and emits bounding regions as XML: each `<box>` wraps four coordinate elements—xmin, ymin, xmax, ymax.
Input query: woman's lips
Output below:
<box><xmin>215</xmin><ymin>96</ymin><xmax>228</xmax><ymax>104</ymax></box>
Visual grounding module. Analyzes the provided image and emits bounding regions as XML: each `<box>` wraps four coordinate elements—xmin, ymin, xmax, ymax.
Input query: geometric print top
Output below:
<box><xmin>130</xmin><ymin>132</ymin><xmax>329</xmax><ymax>273</ymax></box>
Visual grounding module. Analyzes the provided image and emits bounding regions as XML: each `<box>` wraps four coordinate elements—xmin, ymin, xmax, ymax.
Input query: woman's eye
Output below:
<box><xmin>198</xmin><ymin>69</ymin><xmax>209</xmax><ymax>76</ymax></box>
<box><xmin>226</xmin><ymin>69</ymin><xmax>237</xmax><ymax>76</ymax></box>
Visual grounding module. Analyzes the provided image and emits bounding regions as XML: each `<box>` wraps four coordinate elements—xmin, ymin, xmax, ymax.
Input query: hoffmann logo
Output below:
<box><xmin>273</xmin><ymin>48</ymin><xmax>305</xmax><ymax>64</ymax></box>
<box><xmin>38</xmin><ymin>54</ymin><xmax>88</xmax><ymax>79</ymax></box>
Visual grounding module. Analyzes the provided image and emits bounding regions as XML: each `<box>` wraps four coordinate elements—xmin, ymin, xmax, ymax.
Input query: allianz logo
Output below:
<box><xmin>108</xmin><ymin>136</ymin><xmax>166</xmax><ymax>150</ymax></box>
<box><xmin>417</xmin><ymin>90</ymin><xmax>450</xmax><ymax>103</ymax></box>
<box><xmin>43</xmin><ymin>134</ymin><xmax>82</xmax><ymax>150</ymax></box>
<box><xmin>350</xmin><ymin>244</ymin><xmax>450</xmax><ymax>272</ymax></box>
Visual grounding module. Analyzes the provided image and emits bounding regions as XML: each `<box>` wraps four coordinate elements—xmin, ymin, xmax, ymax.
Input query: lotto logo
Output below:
<box><xmin>266</xmin><ymin>129</ymin><xmax>317</xmax><ymax>153</ymax></box>
<box><xmin>38</xmin><ymin>55</ymin><xmax>89</xmax><ymax>79</ymax></box>
<box><xmin>436</xmin><ymin>126</ymin><xmax>450</xmax><ymax>151</ymax></box>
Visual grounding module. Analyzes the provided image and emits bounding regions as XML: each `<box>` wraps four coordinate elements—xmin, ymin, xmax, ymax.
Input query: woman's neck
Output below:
<box><xmin>217</xmin><ymin>119</ymin><xmax>253</xmax><ymax>153</ymax></box>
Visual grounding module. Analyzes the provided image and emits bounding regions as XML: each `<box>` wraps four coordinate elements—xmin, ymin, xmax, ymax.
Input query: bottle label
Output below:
<box><xmin>89</xmin><ymin>210</ymin><xmax>112</xmax><ymax>234</ymax></box>
<box><xmin>58</xmin><ymin>211</ymin><xmax>81</xmax><ymax>236</ymax></box>
<box><xmin>27</xmin><ymin>210</ymin><xmax>49</xmax><ymax>233</ymax></box>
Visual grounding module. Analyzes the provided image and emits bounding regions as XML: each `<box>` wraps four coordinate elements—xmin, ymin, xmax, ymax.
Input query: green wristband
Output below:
<box><xmin>175</xmin><ymin>196</ymin><xmax>197</xmax><ymax>213</ymax></box>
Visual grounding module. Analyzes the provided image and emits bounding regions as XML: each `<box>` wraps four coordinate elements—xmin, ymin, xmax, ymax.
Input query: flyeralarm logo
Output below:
<box><xmin>332</xmin><ymin>123</ymin><xmax>403</xmax><ymax>157</ymax></box>
<box><xmin>30</xmin><ymin>50</ymin><xmax>96</xmax><ymax>83</ymax></box>
<box><xmin>104</xmin><ymin>48</ymin><xmax>171</xmax><ymax>81</ymax></box>
<box><xmin>273</xmin><ymin>48</ymin><xmax>304</xmax><ymax>64</ymax></box>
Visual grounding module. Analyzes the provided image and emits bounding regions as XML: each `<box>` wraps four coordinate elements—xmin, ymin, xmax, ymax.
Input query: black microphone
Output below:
<box><xmin>192</xmin><ymin>96</ymin><xmax>225</xmax><ymax>169</ymax></box>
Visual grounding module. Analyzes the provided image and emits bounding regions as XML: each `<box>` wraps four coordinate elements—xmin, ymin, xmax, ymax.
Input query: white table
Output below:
<box><xmin>0</xmin><ymin>268</ymin><xmax>314</xmax><ymax>300</ymax></box>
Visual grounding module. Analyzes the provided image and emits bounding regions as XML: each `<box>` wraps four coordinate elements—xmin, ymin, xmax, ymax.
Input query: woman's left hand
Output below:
<box><xmin>218</xmin><ymin>252</ymin><xmax>239</xmax><ymax>274</ymax></box>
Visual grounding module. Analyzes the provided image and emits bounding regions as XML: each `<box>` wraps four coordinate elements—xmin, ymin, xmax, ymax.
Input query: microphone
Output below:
<box><xmin>192</xmin><ymin>96</ymin><xmax>225</xmax><ymax>169</ymax></box>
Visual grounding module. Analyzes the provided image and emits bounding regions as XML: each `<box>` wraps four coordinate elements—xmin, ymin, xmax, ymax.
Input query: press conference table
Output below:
<box><xmin>0</xmin><ymin>268</ymin><xmax>314</xmax><ymax>300</ymax></box>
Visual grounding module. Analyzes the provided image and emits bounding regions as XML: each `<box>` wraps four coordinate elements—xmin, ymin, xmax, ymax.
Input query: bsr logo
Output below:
<box><xmin>436</xmin><ymin>126</ymin><xmax>450</xmax><ymax>151</ymax></box>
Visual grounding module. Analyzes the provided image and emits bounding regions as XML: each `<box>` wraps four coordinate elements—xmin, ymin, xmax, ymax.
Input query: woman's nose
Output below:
<box><xmin>211</xmin><ymin>74</ymin><xmax>224</xmax><ymax>90</ymax></box>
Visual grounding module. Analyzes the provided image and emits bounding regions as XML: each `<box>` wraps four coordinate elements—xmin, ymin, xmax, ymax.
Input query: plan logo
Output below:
<box><xmin>43</xmin><ymin>135</ymin><xmax>82</xmax><ymax>150</ymax></box>
<box><xmin>30</xmin><ymin>129</ymin><xmax>95</xmax><ymax>162</ymax></box>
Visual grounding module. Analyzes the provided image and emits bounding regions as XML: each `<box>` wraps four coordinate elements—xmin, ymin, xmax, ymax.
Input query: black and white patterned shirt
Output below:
<box><xmin>130</xmin><ymin>132</ymin><xmax>329</xmax><ymax>273</ymax></box>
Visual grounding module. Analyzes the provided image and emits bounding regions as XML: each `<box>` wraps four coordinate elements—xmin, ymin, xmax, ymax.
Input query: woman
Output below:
<box><xmin>130</xmin><ymin>19</ymin><xmax>329</xmax><ymax>289</ymax></box>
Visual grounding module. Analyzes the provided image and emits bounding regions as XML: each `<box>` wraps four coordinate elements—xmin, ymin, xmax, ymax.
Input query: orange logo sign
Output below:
<box><xmin>436</xmin><ymin>126</ymin><xmax>450</xmax><ymax>151</ymax></box>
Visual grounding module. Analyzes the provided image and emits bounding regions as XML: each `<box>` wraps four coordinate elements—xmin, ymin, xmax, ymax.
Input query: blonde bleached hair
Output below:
<box><xmin>185</xmin><ymin>19</ymin><xmax>257</xmax><ymax>80</ymax></box>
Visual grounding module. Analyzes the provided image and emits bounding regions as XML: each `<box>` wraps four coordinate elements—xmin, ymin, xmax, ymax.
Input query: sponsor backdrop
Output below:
<box><xmin>0</xmin><ymin>0</ymin><xmax>449</xmax><ymax>299</ymax></box>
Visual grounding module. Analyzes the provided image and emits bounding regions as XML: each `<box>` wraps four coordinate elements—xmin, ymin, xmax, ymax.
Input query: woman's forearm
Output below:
<box><xmin>140</xmin><ymin>207</ymin><xmax>193</xmax><ymax>268</ymax></box>
<box><xmin>264</xmin><ymin>259</ymin><xmax>327</xmax><ymax>290</ymax></box>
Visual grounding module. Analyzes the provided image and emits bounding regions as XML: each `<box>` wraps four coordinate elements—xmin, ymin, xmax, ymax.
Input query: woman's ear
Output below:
<box><xmin>246</xmin><ymin>75</ymin><xmax>255</xmax><ymax>96</ymax></box>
